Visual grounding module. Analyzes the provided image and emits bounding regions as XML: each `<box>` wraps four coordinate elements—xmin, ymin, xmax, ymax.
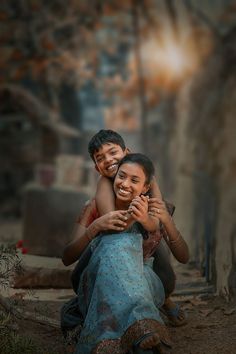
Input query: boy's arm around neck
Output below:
<box><xmin>95</xmin><ymin>175</ymin><xmax>116</xmax><ymax>215</ymax></box>
<box><xmin>150</xmin><ymin>176</ymin><xmax>162</xmax><ymax>199</ymax></box>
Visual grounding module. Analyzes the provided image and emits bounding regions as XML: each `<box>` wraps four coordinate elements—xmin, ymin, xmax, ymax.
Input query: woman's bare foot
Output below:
<box><xmin>139</xmin><ymin>332</ymin><xmax>160</xmax><ymax>349</ymax></box>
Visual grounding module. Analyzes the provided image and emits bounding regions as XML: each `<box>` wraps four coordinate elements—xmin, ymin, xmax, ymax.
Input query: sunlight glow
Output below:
<box><xmin>138</xmin><ymin>34</ymin><xmax>199</xmax><ymax>89</ymax></box>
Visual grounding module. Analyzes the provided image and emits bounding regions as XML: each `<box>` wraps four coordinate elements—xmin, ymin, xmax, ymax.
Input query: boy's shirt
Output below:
<box><xmin>76</xmin><ymin>199</ymin><xmax>163</xmax><ymax>259</ymax></box>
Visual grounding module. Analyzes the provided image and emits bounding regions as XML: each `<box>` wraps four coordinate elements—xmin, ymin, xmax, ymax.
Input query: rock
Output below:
<box><xmin>22</xmin><ymin>185</ymin><xmax>89</xmax><ymax>257</ymax></box>
<box><xmin>13</xmin><ymin>254</ymin><xmax>74</xmax><ymax>289</ymax></box>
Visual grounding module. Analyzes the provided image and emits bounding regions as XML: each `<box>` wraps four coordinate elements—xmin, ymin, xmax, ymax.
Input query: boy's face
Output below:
<box><xmin>93</xmin><ymin>143</ymin><xmax>128</xmax><ymax>178</ymax></box>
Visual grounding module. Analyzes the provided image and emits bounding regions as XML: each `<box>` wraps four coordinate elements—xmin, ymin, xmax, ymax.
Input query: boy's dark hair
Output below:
<box><xmin>88</xmin><ymin>129</ymin><xmax>126</xmax><ymax>161</ymax></box>
<box><xmin>117</xmin><ymin>153</ymin><xmax>155</xmax><ymax>184</ymax></box>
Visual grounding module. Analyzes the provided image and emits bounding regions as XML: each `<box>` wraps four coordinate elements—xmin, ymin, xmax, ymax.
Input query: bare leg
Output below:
<box><xmin>153</xmin><ymin>241</ymin><xmax>187</xmax><ymax>326</ymax></box>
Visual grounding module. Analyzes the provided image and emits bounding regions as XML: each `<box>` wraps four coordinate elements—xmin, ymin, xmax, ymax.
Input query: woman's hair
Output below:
<box><xmin>117</xmin><ymin>153</ymin><xmax>155</xmax><ymax>185</ymax></box>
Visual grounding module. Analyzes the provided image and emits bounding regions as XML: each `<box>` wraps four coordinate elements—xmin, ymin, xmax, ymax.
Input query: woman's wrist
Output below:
<box><xmin>164</xmin><ymin>223</ymin><xmax>183</xmax><ymax>245</ymax></box>
<box><xmin>141</xmin><ymin>215</ymin><xmax>158</xmax><ymax>232</ymax></box>
<box><xmin>85</xmin><ymin>222</ymin><xmax>100</xmax><ymax>241</ymax></box>
<box><xmin>169</xmin><ymin>230</ymin><xmax>181</xmax><ymax>244</ymax></box>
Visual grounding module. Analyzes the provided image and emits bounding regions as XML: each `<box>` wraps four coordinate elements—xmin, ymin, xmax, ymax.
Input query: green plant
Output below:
<box><xmin>0</xmin><ymin>243</ymin><xmax>23</xmax><ymax>289</ymax></box>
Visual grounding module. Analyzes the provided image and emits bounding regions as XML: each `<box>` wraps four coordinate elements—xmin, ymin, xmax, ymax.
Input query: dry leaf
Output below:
<box><xmin>182</xmin><ymin>303</ymin><xmax>194</xmax><ymax>310</ymax></box>
<box><xmin>199</xmin><ymin>308</ymin><xmax>215</xmax><ymax>317</ymax></box>
<box><xmin>190</xmin><ymin>297</ymin><xmax>208</xmax><ymax>306</ymax></box>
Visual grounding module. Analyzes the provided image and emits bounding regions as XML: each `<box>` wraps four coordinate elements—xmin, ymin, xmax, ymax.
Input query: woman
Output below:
<box><xmin>62</xmin><ymin>153</ymin><xmax>172</xmax><ymax>354</ymax></box>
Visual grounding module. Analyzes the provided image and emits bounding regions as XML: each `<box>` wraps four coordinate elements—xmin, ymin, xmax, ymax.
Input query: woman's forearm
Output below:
<box><xmin>62</xmin><ymin>210</ymin><xmax>129</xmax><ymax>266</ymax></box>
<box><xmin>62</xmin><ymin>222</ymin><xmax>100</xmax><ymax>266</ymax></box>
<box><xmin>162</xmin><ymin>219</ymin><xmax>189</xmax><ymax>264</ymax></box>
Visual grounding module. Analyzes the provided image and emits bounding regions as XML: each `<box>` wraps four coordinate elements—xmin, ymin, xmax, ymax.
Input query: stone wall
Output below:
<box><xmin>174</xmin><ymin>28</ymin><xmax>236</xmax><ymax>296</ymax></box>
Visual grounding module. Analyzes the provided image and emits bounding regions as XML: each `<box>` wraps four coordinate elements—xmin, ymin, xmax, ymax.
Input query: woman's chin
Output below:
<box><xmin>116</xmin><ymin>192</ymin><xmax>131</xmax><ymax>201</ymax></box>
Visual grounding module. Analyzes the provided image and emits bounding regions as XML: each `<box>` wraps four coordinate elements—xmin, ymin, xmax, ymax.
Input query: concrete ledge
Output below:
<box><xmin>23</xmin><ymin>186</ymin><xmax>89</xmax><ymax>257</ymax></box>
<box><xmin>13</xmin><ymin>254</ymin><xmax>74</xmax><ymax>289</ymax></box>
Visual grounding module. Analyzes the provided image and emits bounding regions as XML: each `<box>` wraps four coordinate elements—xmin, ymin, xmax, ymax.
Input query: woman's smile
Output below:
<box><xmin>117</xmin><ymin>187</ymin><xmax>131</xmax><ymax>197</ymax></box>
<box><xmin>114</xmin><ymin>162</ymin><xmax>148</xmax><ymax>206</ymax></box>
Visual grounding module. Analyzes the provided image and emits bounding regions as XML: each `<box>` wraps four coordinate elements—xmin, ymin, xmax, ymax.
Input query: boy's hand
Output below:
<box><xmin>148</xmin><ymin>198</ymin><xmax>171</xmax><ymax>225</ymax></box>
<box><xmin>128</xmin><ymin>195</ymin><xmax>149</xmax><ymax>224</ymax></box>
<box><xmin>95</xmin><ymin>210</ymin><xmax>128</xmax><ymax>232</ymax></box>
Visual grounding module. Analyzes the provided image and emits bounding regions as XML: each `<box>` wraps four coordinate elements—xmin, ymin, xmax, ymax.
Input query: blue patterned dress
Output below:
<box><xmin>61</xmin><ymin>226</ymin><xmax>171</xmax><ymax>354</ymax></box>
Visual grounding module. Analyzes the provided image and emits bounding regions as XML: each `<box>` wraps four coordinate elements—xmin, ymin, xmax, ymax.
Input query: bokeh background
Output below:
<box><xmin>0</xmin><ymin>0</ymin><xmax>236</xmax><ymax>296</ymax></box>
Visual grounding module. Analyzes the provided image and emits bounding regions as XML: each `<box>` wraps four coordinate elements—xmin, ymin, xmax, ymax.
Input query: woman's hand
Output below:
<box><xmin>128</xmin><ymin>195</ymin><xmax>149</xmax><ymax>224</ymax></box>
<box><xmin>129</xmin><ymin>195</ymin><xmax>159</xmax><ymax>232</ymax></box>
<box><xmin>95</xmin><ymin>210</ymin><xmax>128</xmax><ymax>232</ymax></box>
<box><xmin>148</xmin><ymin>198</ymin><xmax>171</xmax><ymax>225</ymax></box>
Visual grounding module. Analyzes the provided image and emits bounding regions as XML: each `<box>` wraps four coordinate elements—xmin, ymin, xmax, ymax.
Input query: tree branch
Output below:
<box><xmin>183</xmin><ymin>0</ymin><xmax>222</xmax><ymax>40</ymax></box>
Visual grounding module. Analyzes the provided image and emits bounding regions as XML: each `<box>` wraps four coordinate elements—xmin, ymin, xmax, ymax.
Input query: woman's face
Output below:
<box><xmin>113</xmin><ymin>162</ymin><xmax>149</xmax><ymax>203</ymax></box>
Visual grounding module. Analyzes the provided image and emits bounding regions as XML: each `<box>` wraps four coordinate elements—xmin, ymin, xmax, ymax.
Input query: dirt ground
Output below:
<box><xmin>1</xmin><ymin>220</ymin><xmax>236</xmax><ymax>353</ymax></box>
<box><xmin>4</xmin><ymin>294</ymin><xmax>234</xmax><ymax>354</ymax></box>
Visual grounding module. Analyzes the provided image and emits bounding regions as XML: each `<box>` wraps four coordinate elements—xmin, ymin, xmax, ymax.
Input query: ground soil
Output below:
<box><xmin>1</xmin><ymin>220</ymin><xmax>236</xmax><ymax>353</ymax></box>
<box><xmin>170</xmin><ymin>295</ymin><xmax>236</xmax><ymax>354</ymax></box>
<box><xmin>4</xmin><ymin>294</ymin><xmax>235</xmax><ymax>354</ymax></box>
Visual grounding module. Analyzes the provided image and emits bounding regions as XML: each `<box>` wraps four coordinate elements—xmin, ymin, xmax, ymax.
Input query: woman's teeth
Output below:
<box><xmin>119</xmin><ymin>188</ymin><xmax>130</xmax><ymax>195</ymax></box>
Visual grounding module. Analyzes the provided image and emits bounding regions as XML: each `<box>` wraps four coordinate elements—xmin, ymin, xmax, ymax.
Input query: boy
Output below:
<box><xmin>62</xmin><ymin>129</ymin><xmax>189</xmax><ymax>326</ymax></box>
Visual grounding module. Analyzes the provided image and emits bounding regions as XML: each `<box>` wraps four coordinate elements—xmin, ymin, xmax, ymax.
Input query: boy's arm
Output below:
<box><xmin>95</xmin><ymin>176</ymin><xmax>116</xmax><ymax>215</ymax></box>
<box><xmin>149</xmin><ymin>176</ymin><xmax>162</xmax><ymax>199</ymax></box>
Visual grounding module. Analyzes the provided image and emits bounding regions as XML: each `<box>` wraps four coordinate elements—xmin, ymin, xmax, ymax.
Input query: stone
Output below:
<box><xmin>23</xmin><ymin>184</ymin><xmax>89</xmax><ymax>257</ymax></box>
<box><xmin>12</xmin><ymin>254</ymin><xmax>73</xmax><ymax>289</ymax></box>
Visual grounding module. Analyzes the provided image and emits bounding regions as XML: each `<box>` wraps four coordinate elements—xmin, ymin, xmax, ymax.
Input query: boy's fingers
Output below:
<box><xmin>148</xmin><ymin>198</ymin><xmax>164</xmax><ymax>205</ymax></box>
<box><xmin>149</xmin><ymin>212</ymin><xmax>159</xmax><ymax>217</ymax></box>
<box><xmin>149</xmin><ymin>207</ymin><xmax>163</xmax><ymax>216</ymax></box>
<box><xmin>148</xmin><ymin>197</ymin><xmax>158</xmax><ymax>202</ymax></box>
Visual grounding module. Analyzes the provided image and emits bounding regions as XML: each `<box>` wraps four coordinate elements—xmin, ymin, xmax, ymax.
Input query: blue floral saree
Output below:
<box><xmin>61</xmin><ymin>228</ymin><xmax>171</xmax><ymax>354</ymax></box>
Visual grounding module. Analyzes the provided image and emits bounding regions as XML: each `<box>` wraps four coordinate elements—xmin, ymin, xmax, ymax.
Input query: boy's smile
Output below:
<box><xmin>94</xmin><ymin>143</ymin><xmax>128</xmax><ymax>178</ymax></box>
